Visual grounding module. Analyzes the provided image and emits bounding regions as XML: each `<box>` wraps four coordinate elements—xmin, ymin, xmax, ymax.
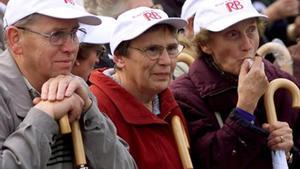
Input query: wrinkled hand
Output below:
<box><xmin>265</xmin><ymin>0</ymin><xmax>299</xmax><ymax>21</ymax></box>
<box><xmin>237</xmin><ymin>57</ymin><xmax>269</xmax><ymax>113</ymax></box>
<box><xmin>34</xmin><ymin>93</ymin><xmax>84</xmax><ymax>122</ymax></box>
<box><xmin>40</xmin><ymin>75</ymin><xmax>92</xmax><ymax>111</ymax></box>
<box><xmin>262</xmin><ymin>121</ymin><xmax>293</xmax><ymax>153</ymax></box>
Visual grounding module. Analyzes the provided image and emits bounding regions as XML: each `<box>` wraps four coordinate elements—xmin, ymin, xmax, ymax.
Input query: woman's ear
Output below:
<box><xmin>113</xmin><ymin>54</ymin><xmax>126</xmax><ymax>69</ymax></box>
<box><xmin>199</xmin><ymin>41</ymin><xmax>212</xmax><ymax>55</ymax></box>
<box><xmin>6</xmin><ymin>27</ymin><xmax>23</xmax><ymax>55</ymax></box>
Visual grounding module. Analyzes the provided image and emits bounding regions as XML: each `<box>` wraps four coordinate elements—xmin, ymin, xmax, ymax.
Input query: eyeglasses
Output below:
<box><xmin>128</xmin><ymin>44</ymin><xmax>184</xmax><ymax>60</ymax></box>
<box><xmin>16</xmin><ymin>26</ymin><xmax>87</xmax><ymax>46</ymax></box>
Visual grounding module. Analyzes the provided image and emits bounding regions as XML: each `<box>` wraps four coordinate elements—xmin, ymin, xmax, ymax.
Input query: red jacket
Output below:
<box><xmin>170</xmin><ymin>57</ymin><xmax>300</xmax><ymax>169</ymax></box>
<box><xmin>89</xmin><ymin>69</ymin><xmax>188</xmax><ymax>169</ymax></box>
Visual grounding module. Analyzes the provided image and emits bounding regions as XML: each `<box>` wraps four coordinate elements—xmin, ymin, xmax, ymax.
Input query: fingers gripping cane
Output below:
<box><xmin>172</xmin><ymin>115</ymin><xmax>193</xmax><ymax>169</ymax></box>
<box><xmin>264</xmin><ymin>78</ymin><xmax>300</xmax><ymax>169</ymax></box>
<box><xmin>60</xmin><ymin>115</ymin><xmax>88</xmax><ymax>169</ymax></box>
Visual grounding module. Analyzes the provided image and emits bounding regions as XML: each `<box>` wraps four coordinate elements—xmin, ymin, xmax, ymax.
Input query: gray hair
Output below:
<box><xmin>84</xmin><ymin>0</ymin><xmax>128</xmax><ymax>18</ymax></box>
<box><xmin>3</xmin><ymin>14</ymin><xmax>41</xmax><ymax>46</ymax></box>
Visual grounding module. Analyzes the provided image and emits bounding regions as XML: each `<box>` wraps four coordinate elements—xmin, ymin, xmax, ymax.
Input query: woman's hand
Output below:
<box><xmin>263</xmin><ymin>121</ymin><xmax>294</xmax><ymax>153</ymax></box>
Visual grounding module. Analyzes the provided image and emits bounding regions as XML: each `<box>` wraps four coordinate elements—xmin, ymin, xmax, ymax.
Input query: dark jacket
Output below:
<box><xmin>170</xmin><ymin>56</ymin><xmax>300</xmax><ymax>169</ymax></box>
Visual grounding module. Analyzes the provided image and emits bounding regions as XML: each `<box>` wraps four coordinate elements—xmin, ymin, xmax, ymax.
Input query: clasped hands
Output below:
<box><xmin>34</xmin><ymin>75</ymin><xmax>91</xmax><ymax>123</ymax></box>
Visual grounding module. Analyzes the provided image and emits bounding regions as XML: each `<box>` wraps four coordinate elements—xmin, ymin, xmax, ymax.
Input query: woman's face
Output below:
<box><xmin>72</xmin><ymin>47</ymin><xmax>100</xmax><ymax>81</ymax></box>
<box><xmin>201</xmin><ymin>18</ymin><xmax>260</xmax><ymax>75</ymax></box>
<box><xmin>115</xmin><ymin>26</ymin><xmax>178</xmax><ymax>97</ymax></box>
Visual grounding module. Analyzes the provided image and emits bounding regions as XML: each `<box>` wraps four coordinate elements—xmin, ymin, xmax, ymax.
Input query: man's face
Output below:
<box><xmin>16</xmin><ymin>15</ymin><xmax>80</xmax><ymax>82</ymax></box>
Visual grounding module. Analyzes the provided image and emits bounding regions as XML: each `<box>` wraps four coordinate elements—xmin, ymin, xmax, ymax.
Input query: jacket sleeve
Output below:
<box><xmin>82</xmin><ymin>94</ymin><xmax>137</xmax><ymax>169</ymax></box>
<box><xmin>0</xmin><ymin>88</ymin><xmax>59</xmax><ymax>169</ymax></box>
<box><xmin>172</xmin><ymin>85</ymin><xmax>270</xmax><ymax>169</ymax></box>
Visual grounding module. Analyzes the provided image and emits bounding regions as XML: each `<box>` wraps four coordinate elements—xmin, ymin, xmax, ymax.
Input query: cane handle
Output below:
<box><xmin>177</xmin><ymin>53</ymin><xmax>195</xmax><ymax>66</ymax></box>
<box><xmin>264</xmin><ymin>78</ymin><xmax>300</xmax><ymax>124</ymax></box>
<box><xmin>257</xmin><ymin>42</ymin><xmax>293</xmax><ymax>75</ymax></box>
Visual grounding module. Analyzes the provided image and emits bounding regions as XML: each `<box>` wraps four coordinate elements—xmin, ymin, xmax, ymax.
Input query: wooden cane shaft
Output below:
<box><xmin>264</xmin><ymin>78</ymin><xmax>300</xmax><ymax>124</ymax></box>
<box><xmin>59</xmin><ymin>115</ymin><xmax>71</xmax><ymax>134</ymax></box>
<box><xmin>71</xmin><ymin>121</ymin><xmax>87</xmax><ymax>166</ymax></box>
<box><xmin>172</xmin><ymin>115</ymin><xmax>193</xmax><ymax>169</ymax></box>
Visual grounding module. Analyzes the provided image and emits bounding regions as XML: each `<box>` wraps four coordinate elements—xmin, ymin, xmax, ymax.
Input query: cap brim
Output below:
<box><xmin>206</xmin><ymin>13</ymin><xmax>267</xmax><ymax>32</ymax></box>
<box><xmin>38</xmin><ymin>7</ymin><xmax>101</xmax><ymax>25</ymax></box>
<box><xmin>81</xmin><ymin>16</ymin><xmax>116</xmax><ymax>44</ymax></box>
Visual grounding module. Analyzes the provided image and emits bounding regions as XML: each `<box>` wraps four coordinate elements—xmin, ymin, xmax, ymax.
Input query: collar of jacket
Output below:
<box><xmin>188</xmin><ymin>55</ymin><xmax>283</xmax><ymax>98</ymax></box>
<box><xmin>89</xmin><ymin>69</ymin><xmax>180</xmax><ymax>125</ymax></box>
<box><xmin>188</xmin><ymin>56</ymin><xmax>238</xmax><ymax>98</ymax></box>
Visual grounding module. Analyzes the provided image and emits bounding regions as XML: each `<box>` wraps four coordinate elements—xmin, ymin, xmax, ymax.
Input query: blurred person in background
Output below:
<box><xmin>253</xmin><ymin>0</ymin><xmax>299</xmax><ymax>45</ymax></box>
<box><xmin>84</xmin><ymin>0</ymin><xmax>157</xmax><ymax>68</ymax></box>
<box><xmin>153</xmin><ymin>0</ymin><xmax>184</xmax><ymax>17</ymax></box>
<box><xmin>0</xmin><ymin>0</ymin><xmax>8</xmax><ymax>52</ymax></box>
<box><xmin>173</xmin><ymin>0</ymin><xmax>201</xmax><ymax>78</ymax></box>
<box><xmin>72</xmin><ymin>16</ymin><xmax>116</xmax><ymax>81</ymax></box>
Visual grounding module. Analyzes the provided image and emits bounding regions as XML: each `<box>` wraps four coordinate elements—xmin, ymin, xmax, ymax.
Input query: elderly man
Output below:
<box><xmin>0</xmin><ymin>0</ymin><xmax>136</xmax><ymax>169</ymax></box>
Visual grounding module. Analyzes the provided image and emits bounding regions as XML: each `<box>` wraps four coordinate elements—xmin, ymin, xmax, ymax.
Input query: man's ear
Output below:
<box><xmin>113</xmin><ymin>54</ymin><xmax>126</xmax><ymax>69</ymax></box>
<box><xmin>6</xmin><ymin>27</ymin><xmax>23</xmax><ymax>55</ymax></box>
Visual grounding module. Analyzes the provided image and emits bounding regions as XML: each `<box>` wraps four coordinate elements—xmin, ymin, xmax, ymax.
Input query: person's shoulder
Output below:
<box><xmin>0</xmin><ymin>84</ymin><xmax>16</xmax><ymax>115</ymax></box>
<box><xmin>170</xmin><ymin>74</ymin><xmax>193</xmax><ymax>91</ymax></box>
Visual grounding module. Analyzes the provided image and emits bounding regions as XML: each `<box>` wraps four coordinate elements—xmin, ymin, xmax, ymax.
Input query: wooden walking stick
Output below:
<box><xmin>60</xmin><ymin>115</ymin><xmax>88</xmax><ymax>169</ymax></box>
<box><xmin>264</xmin><ymin>78</ymin><xmax>300</xmax><ymax>169</ymax></box>
<box><xmin>264</xmin><ymin>78</ymin><xmax>300</xmax><ymax>123</ymax></box>
<box><xmin>172</xmin><ymin>115</ymin><xmax>193</xmax><ymax>169</ymax></box>
<box><xmin>257</xmin><ymin>42</ymin><xmax>293</xmax><ymax>75</ymax></box>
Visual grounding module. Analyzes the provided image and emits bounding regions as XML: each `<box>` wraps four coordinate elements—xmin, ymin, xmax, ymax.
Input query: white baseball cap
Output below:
<box><xmin>110</xmin><ymin>7</ymin><xmax>187</xmax><ymax>55</ymax></box>
<box><xmin>3</xmin><ymin>0</ymin><xmax>101</xmax><ymax>28</ymax></box>
<box><xmin>180</xmin><ymin>0</ymin><xmax>203</xmax><ymax>20</ymax></box>
<box><xmin>79</xmin><ymin>16</ymin><xmax>117</xmax><ymax>44</ymax></box>
<box><xmin>193</xmin><ymin>0</ymin><xmax>267</xmax><ymax>33</ymax></box>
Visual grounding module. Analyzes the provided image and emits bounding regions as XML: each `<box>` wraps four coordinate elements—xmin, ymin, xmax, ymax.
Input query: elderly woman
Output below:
<box><xmin>89</xmin><ymin>7</ymin><xmax>188</xmax><ymax>169</ymax></box>
<box><xmin>170</xmin><ymin>0</ymin><xmax>300</xmax><ymax>168</ymax></box>
<box><xmin>72</xmin><ymin>16</ymin><xmax>116</xmax><ymax>81</ymax></box>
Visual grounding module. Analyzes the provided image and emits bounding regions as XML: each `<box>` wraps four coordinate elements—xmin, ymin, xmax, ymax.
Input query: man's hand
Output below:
<box><xmin>40</xmin><ymin>75</ymin><xmax>92</xmax><ymax>111</ymax></box>
<box><xmin>34</xmin><ymin>93</ymin><xmax>84</xmax><ymax>122</ymax></box>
